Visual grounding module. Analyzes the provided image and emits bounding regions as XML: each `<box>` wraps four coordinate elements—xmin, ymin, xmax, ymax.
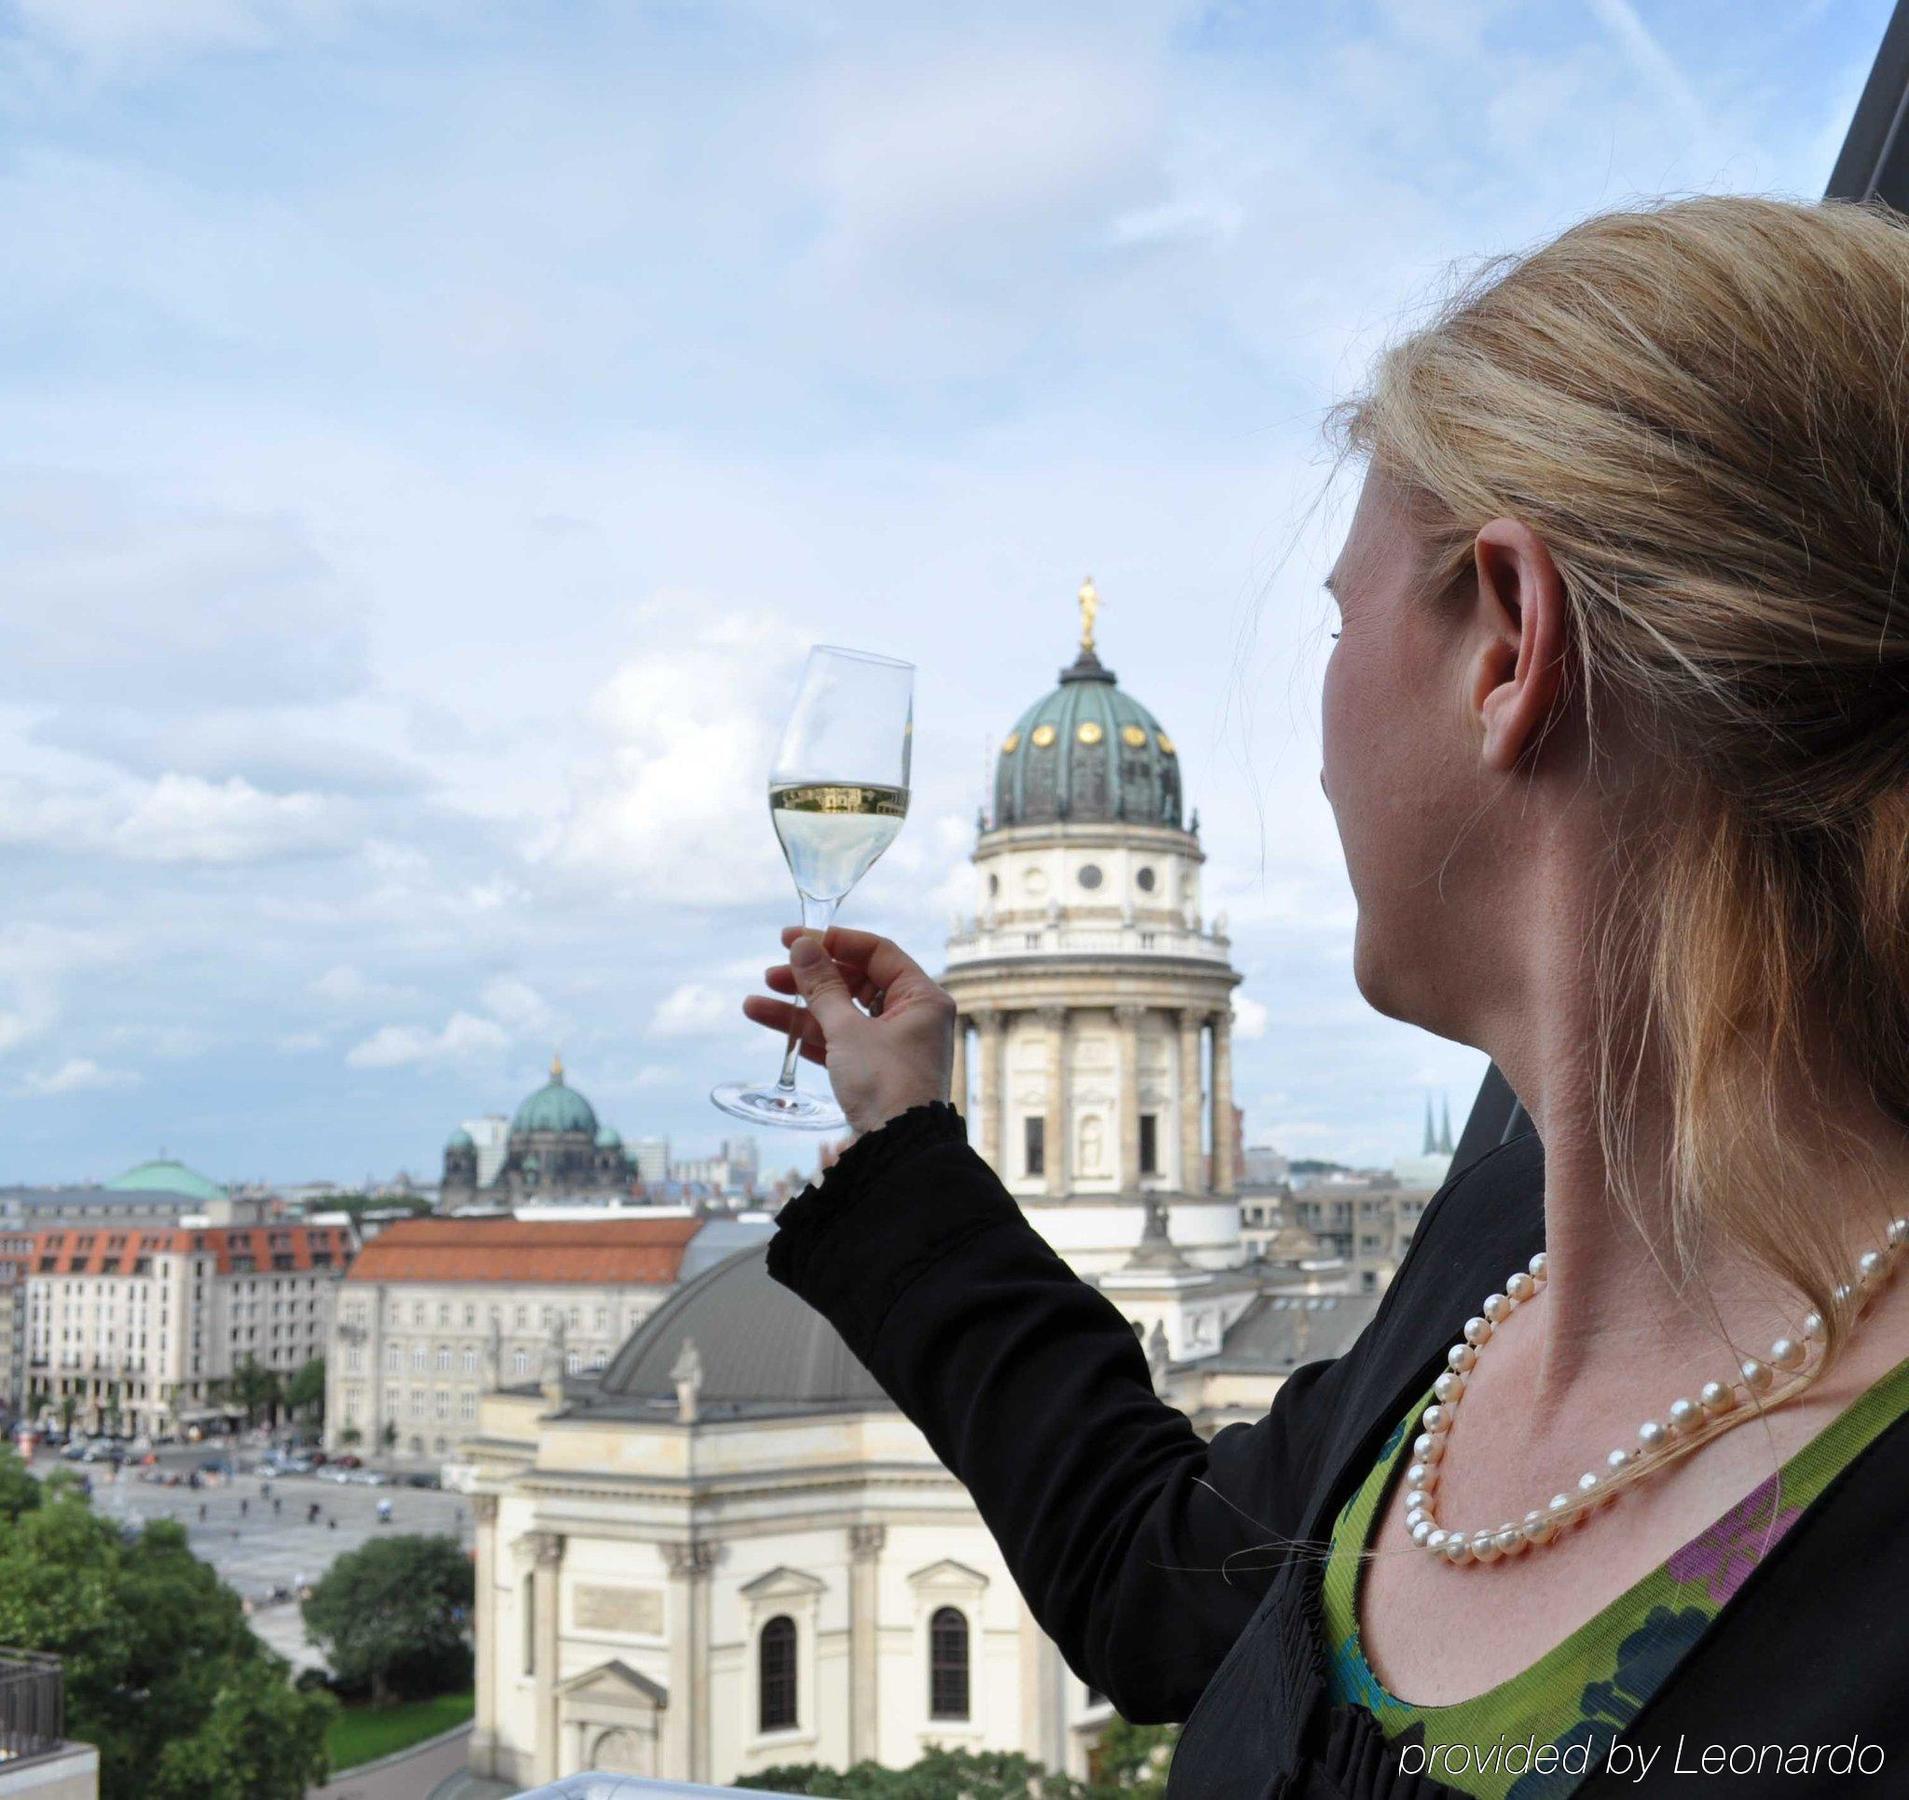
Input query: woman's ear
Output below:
<box><xmin>1471</xmin><ymin>518</ymin><xmax>1570</xmax><ymax>776</ymax></box>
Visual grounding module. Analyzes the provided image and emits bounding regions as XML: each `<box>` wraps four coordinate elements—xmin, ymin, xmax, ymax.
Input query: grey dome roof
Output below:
<box><xmin>592</xmin><ymin>1243</ymin><xmax>890</xmax><ymax>1413</ymax></box>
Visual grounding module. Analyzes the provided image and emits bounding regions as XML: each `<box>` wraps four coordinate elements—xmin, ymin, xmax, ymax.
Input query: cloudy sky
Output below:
<box><xmin>0</xmin><ymin>0</ymin><xmax>1889</xmax><ymax>1187</ymax></box>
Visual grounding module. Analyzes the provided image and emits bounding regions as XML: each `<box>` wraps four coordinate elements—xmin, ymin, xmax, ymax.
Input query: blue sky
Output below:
<box><xmin>0</xmin><ymin>0</ymin><xmax>1891</xmax><ymax>1186</ymax></box>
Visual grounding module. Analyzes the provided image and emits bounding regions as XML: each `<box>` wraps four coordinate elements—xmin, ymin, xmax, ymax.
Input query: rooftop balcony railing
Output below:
<box><xmin>510</xmin><ymin>1779</ymin><xmax>803</xmax><ymax>1799</ymax></box>
<box><xmin>944</xmin><ymin>917</ymin><xmax>1231</xmax><ymax>967</ymax></box>
<box><xmin>0</xmin><ymin>1647</ymin><xmax>65</xmax><ymax>1764</ymax></box>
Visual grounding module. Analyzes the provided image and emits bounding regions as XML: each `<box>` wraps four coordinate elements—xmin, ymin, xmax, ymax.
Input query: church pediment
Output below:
<box><xmin>558</xmin><ymin>1658</ymin><xmax>668</xmax><ymax>1710</ymax></box>
<box><xmin>905</xmin><ymin>1558</ymin><xmax>990</xmax><ymax>1593</ymax></box>
<box><xmin>738</xmin><ymin>1564</ymin><xmax>826</xmax><ymax>1602</ymax></box>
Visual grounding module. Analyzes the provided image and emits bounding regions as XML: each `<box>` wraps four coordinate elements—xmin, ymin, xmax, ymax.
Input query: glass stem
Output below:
<box><xmin>777</xmin><ymin>895</ymin><xmax>840</xmax><ymax>1092</ymax></box>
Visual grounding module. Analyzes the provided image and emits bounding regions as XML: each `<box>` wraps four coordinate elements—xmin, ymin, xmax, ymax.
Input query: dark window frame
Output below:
<box><xmin>929</xmin><ymin>1605</ymin><xmax>970</xmax><ymax>1720</ymax></box>
<box><xmin>759</xmin><ymin>1614</ymin><xmax>798</xmax><ymax>1731</ymax></box>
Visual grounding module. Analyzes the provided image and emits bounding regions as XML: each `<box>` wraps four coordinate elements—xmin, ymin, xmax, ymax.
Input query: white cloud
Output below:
<box><xmin>478</xmin><ymin>976</ymin><xmax>554</xmax><ymax>1037</ymax></box>
<box><xmin>1231</xmin><ymin>993</ymin><xmax>1269</xmax><ymax>1041</ymax></box>
<box><xmin>543</xmin><ymin>598</ymin><xmax>811</xmax><ymax>906</ymax></box>
<box><xmin>15</xmin><ymin>1057</ymin><xmax>139</xmax><ymax>1096</ymax></box>
<box><xmin>0</xmin><ymin>770</ymin><xmax>353</xmax><ymax>864</ymax></box>
<box><xmin>650</xmin><ymin>982</ymin><xmax>739</xmax><ymax>1040</ymax></box>
<box><xmin>345</xmin><ymin>1011</ymin><xmax>509</xmax><ymax>1069</ymax></box>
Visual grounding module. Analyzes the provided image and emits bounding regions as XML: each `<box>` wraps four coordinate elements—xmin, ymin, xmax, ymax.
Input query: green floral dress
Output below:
<box><xmin>1320</xmin><ymin>1352</ymin><xmax>1909</xmax><ymax>1797</ymax></box>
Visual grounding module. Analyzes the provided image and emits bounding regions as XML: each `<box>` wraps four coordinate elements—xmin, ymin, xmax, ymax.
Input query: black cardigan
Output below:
<box><xmin>766</xmin><ymin>1102</ymin><xmax>1909</xmax><ymax>1798</ymax></box>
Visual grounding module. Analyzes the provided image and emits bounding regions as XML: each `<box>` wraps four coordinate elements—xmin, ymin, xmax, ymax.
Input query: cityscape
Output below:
<box><xmin>0</xmin><ymin>3</ymin><xmax>1887</xmax><ymax>1800</ymax></box>
<box><xmin>0</xmin><ymin>608</ymin><xmax>1460</xmax><ymax>1797</ymax></box>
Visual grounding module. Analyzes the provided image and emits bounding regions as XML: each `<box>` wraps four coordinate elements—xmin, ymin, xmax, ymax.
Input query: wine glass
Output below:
<box><xmin>711</xmin><ymin>644</ymin><xmax>914</xmax><ymax>1129</ymax></box>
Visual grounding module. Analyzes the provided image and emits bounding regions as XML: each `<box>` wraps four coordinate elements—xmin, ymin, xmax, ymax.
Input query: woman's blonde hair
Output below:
<box><xmin>1333</xmin><ymin>194</ymin><xmax>1909</xmax><ymax>1397</ymax></box>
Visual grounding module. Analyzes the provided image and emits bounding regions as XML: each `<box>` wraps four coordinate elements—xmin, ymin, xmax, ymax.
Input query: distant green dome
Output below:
<box><xmin>446</xmin><ymin>1128</ymin><xmax>475</xmax><ymax>1152</ymax></box>
<box><xmin>511</xmin><ymin>1056</ymin><xmax>599</xmax><ymax>1139</ymax></box>
<box><xmin>994</xmin><ymin>626</ymin><xmax>1182</xmax><ymax>830</ymax></box>
<box><xmin>596</xmin><ymin>1127</ymin><xmax>622</xmax><ymax>1150</ymax></box>
<box><xmin>106</xmin><ymin>1158</ymin><xmax>225</xmax><ymax>1203</ymax></box>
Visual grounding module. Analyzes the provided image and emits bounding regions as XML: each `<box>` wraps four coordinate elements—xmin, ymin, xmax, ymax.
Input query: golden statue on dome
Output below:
<box><xmin>1078</xmin><ymin>575</ymin><xmax>1101</xmax><ymax>654</ymax></box>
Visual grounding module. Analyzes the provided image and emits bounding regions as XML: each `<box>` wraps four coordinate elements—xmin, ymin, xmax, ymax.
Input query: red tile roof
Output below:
<box><xmin>30</xmin><ymin>1224</ymin><xmax>352</xmax><ymax>1277</ymax></box>
<box><xmin>344</xmin><ymin>1215</ymin><xmax>702</xmax><ymax>1287</ymax></box>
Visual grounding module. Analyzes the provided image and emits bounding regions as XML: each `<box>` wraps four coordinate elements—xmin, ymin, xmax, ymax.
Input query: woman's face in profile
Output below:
<box><xmin>1320</xmin><ymin>468</ymin><xmax>1484</xmax><ymax>1038</ymax></box>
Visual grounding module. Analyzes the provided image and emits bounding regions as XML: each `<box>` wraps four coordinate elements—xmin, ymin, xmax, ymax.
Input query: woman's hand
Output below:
<box><xmin>743</xmin><ymin>925</ymin><xmax>956</xmax><ymax>1136</ymax></box>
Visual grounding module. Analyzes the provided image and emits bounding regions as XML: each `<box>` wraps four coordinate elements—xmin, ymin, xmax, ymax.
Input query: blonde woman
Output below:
<box><xmin>745</xmin><ymin>196</ymin><xmax>1909</xmax><ymax>1798</ymax></box>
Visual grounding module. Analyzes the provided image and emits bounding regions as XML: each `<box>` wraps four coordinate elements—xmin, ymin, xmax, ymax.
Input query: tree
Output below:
<box><xmin>57</xmin><ymin>1392</ymin><xmax>77</xmax><ymax>1437</ymax></box>
<box><xmin>743</xmin><ymin>1748</ymin><xmax>1081</xmax><ymax>1797</ymax></box>
<box><xmin>148</xmin><ymin>1660</ymin><xmax>334</xmax><ymax>1800</ymax></box>
<box><xmin>339</xmin><ymin>1423</ymin><xmax>363</xmax><ymax>1449</ymax></box>
<box><xmin>0</xmin><ymin>1476</ymin><xmax>331</xmax><ymax>1798</ymax></box>
<box><xmin>301</xmin><ymin>1535</ymin><xmax>474</xmax><ymax>1705</ymax></box>
<box><xmin>1084</xmin><ymin>1720</ymin><xmax>1178</xmax><ymax>1798</ymax></box>
<box><xmin>286</xmin><ymin>1356</ymin><xmax>326</xmax><ymax>1424</ymax></box>
<box><xmin>740</xmin><ymin>1728</ymin><xmax>1184</xmax><ymax>1799</ymax></box>
<box><xmin>0</xmin><ymin>1445</ymin><xmax>41</xmax><ymax>1523</ymax></box>
<box><xmin>379</xmin><ymin>1419</ymin><xmax>399</xmax><ymax>1452</ymax></box>
<box><xmin>227</xmin><ymin>1356</ymin><xmax>283</xmax><ymax>1428</ymax></box>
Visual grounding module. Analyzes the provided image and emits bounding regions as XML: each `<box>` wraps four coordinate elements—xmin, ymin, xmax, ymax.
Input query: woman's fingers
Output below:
<box><xmin>777</xmin><ymin>923</ymin><xmax>931</xmax><ymax>992</ymax></box>
<box><xmin>765</xmin><ymin>962</ymin><xmax>886</xmax><ymax>1009</ymax></box>
<box><xmin>739</xmin><ymin>994</ymin><xmax>829</xmax><ymax>1064</ymax></box>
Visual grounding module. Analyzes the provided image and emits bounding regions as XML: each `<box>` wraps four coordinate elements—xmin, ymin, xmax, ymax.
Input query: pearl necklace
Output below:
<box><xmin>1406</xmin><ymin>1221</ymin><xmax>1909</xmax><ymax>1566</ymax></box>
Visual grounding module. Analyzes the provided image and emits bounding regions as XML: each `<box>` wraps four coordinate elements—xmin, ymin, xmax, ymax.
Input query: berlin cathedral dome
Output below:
<box><xmin>439</xmin><ymin>1055</ymin><xmax>635</xmax><ymax>1212</ymax></box>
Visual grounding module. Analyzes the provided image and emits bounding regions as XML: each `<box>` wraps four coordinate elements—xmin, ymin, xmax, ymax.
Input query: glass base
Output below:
<box><xmin>710</xmin><ymin>1079</ymin><xmax>845</xmax><ymax>1131</ymax></box>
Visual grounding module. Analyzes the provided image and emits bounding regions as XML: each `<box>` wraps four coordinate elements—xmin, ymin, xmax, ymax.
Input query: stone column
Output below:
<box><xmin>1040</xmin><ymin>1005</ymin><xmax>1069</xmax><ymax>1196</ymax></box>
<box><xmin>663</xmin><ymin>1541</ymin><xmax>719</xmax><ymax>1782</ymax></box>
<box><xmin>527</xmin><ymin>1531</ymin><xmax>565</xmax><ymax>1782</ymax></box>
<box><xmin>470</xmin><ymin>1495</ymin><xmax>501</xmax><ymax>1774</ymax></box>
<box><xmin>1210</xmin><ymin>1008</ymin><xmax>1236</xmax><ymax>1196</ymax></box>
<box><xmin>847</xmin><ymin>1523</ymin><xmax>886</xmax><ymax>1763</ymax></box>
<box><xmin>976</xmin><ymin>1009</ymin><xmax>1007</xmax><ymax>1173</ymax></box>
<box><xmin>1116</xmin><ymin>1004</ymin><xmax>1144</xmax><ymax>1193</ymax></box>
<box><xmin>1178</xmin><ymin>1010</ymin><xmax>1205</xmax><ymax>1193</ymax></box>
<box><xmin>950</xmin><ymin>1017</ymin><xmax>969</xmax><ymax>1120</ymax></box>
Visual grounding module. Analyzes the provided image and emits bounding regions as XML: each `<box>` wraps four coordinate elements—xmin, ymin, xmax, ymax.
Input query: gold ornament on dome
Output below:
<box><xmin>1121</xmin><ymin>724</ymin><xmax>1148</xmax><ymax>748</ymax></box>
<box><xmin>1000</xmin><ymin>731</ymin><xmax>1021</xmax><ymax>753</ymax></box>
<box><xmin>1031</xmin><ymin>723</ymin><xmax>1057</xmax><ymax>748</ymax></box>
<box><xmin>1077</xmin><ymin>720</ymin><xmax>1104</xmax><ymax>745</ymax></box>
<box><xmin>1078</xmin><ymin>575</ymin><xmax>1101</xmax><ymax>653</ymax></box>
<box><xmin>1157</xmin><ymin>732</ymin><xmax>1177</xmax><ymax>754</ymax></box>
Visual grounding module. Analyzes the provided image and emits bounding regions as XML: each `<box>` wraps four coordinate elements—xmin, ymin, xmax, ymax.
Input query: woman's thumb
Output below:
<box><xmin>789</xmin><ymin>933</ymin><xmax>857</xmax><ymax>1033</ymax></box>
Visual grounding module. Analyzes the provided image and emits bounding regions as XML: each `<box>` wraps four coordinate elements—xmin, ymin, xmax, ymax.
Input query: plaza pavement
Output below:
<box><xmin>70</xmin><ymin>1459</ymin><xmax>474</xmax><ymax>1673</ymax></box>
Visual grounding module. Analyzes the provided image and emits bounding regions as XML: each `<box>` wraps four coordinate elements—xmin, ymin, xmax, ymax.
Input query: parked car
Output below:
<box><xmin>403</xmin><ymin>1472</ymin><xmax>441</xmax><ymax>1490</ymax></box>
<box><xmin>333</xmin><ymin>1453</ymin><xmax>363</xmax><ymax>1469</ymax></box>
<box><xmin>197</xmin><ymin>1457</ymin><xmax>234</xmax><ymax>1477</ymax></box>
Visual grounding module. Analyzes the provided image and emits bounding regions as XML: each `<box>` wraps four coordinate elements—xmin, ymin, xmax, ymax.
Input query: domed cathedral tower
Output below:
<box><xmin>439</xmin><ymin>1055</ymin><xmax>638</xmax><ymax>1210</ymax></box>
<box><xmin>942</xmin><ymin>581</ymin><xmax>1244</xmax><ymax>1275</ymax></box>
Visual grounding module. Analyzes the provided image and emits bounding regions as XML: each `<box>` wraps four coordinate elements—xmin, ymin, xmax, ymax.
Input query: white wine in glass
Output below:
<box><xmin>712</xmin><ymin>645</ymin><xmax>914</xmax><ymax>1130</ymax></box>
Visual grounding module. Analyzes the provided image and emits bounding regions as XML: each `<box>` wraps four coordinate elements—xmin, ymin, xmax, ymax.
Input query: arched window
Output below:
<box><xmin>512</xmin><ymin>1349</ymin><xmax>529</xmax><ymax>1378</ymax></box>
<box><xmin>758</xmin><ymin>1615</ymin><xmax>797</xmax><ymax>1730</ymax></box>
<box><xmin>929</xmin><ymin>1605</ymin><xmax>970</xmax><ymax>1720</ymax></box>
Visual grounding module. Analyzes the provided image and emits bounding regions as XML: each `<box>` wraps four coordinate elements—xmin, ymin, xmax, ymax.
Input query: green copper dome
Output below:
<box><xmin>510</xmin><ymin>1056</ymin><xmax>600</xmax><ymax>1139</ymax></box>
<box><xmin>994</xmin><ymin>644</ymin><xmax>1182</xmax><ymax>829</ymax></box>
<box><xmin>106</xmin><ymin>1158</ymin><xmax>225</xmax><ymax>1202</ymax></box>
<box><xmin>596</xmin><ymin>1126</ymin><xmax>622</xmax><ymax>1150</ymax></box>
<box><xmin>446</xmin><ymin>1127</ymin><xmax>475</xmax><ymax>1152</ymax></box>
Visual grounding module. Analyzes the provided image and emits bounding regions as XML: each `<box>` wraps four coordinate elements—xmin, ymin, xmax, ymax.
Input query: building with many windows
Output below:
<box><xmin>325</xmin><ymin>1214</ymin><xmax>720</xmax><ymax>1458</ymax></box>
<box><xmin>456</xmin><ymin>1244</ymin><xmax>1119</xmax><ymax>1793</ymax></box>
<box><xmin>22</xmin><ymin>1221</ymin><xmax>350</xmax><ymax>1437</ymax></box>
